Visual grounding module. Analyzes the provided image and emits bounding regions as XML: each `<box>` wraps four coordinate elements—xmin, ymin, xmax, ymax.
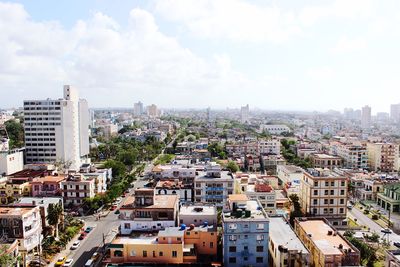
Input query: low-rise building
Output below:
<box><xmin>310</xmin><ymin>153</ymin><xmax>342</xmax><ymax>170</ymax></box>
<box><xmin>60</xmin><ymin>173</ymin><xmax>96</xmax><ymax>206</ymax></box>
<box><xmin>260</xmin><ymin>124</ymin><xmax>291</xmax><ymax>135</ymax></box>
<box><xmin>106</xmin><ymin>224</ymin><xmax>217</xmax><ymax>265</ymax></box>
<box><xmin>294</xmin><ymin>218</ymin><xmax>360</xmax><ymax>266</ymax></box>
<box><xmin>367</xmin><ymin>142</ymin><xmax>400</xmax><ymax>172</ymax></box>
<box><xmin>386</xmin><ymin>249</ymin><xmax>400</xmax><ymax>267</ymax></box>
<box><xmin>269</xmin><ymin>216</ymin><xmax>310</xmax><ymax>267</ymax></box>
<box><xmin>377</xmin><ymin>183</ymin><xmax>400</xmax><ymax>213</ymax></box>
<box><xmin>222</xmin><ymin>194</ymin><xmax>269</xmax><ymax>267</ymax></box>
<box><xmin>194</xmin><ymin>163</ymin><xmax>234</xmax><ymax>207</ymax></box>
<box><xmin>0</xmin><ymin>148</ymin><xmax>24</xmax><ymax>176</ymax></box>
<box><xmin>0</xmin><ymin>206</ymin><xmax>42</xmax><ymax>252</ymax></box>
<box><xmin>152</xmin><ymin>165</ymin><xmax>196</xmax><ymax>185</ymax></box>
<box><xmin>179</xmin><ymin>204</ymin><xmax>217</xmax><ymax>227</ymax></box>
<box><xmin>277</xmin><ymin>165</ymin><xmax>303</xmax><ymax>189</ymax></box>
<box><xmin>0</xmin><ymin>180</ymin><xmax>31</xmax><ymax>204</ymax></box>
<box><xmin>119</xmin><ymin>189</ymin><xmax>179</xmax><ymax>235</ymax></box>
<box><xmin>155</xmin><ymin>180</ymin><xmax>193</xmax><ymax>203</ymax></box>
<box><xmin>30</xmin><ymin>175</ymin><xmax>65</xmax><ymax>197</ymax></box>
<box><xmin>300</xmin><ymin>168</ymin><xmax>348</xmax><ymax>226</ymax></box>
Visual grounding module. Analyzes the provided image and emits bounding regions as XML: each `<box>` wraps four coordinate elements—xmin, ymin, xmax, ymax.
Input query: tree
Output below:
<box><xmin>226</xmin><ymin>161</ymin><xmax>239</xmax><ymax>173</ymax></box>
<box><xmin>289</xmin><ymin>194</ymin><xmax>304</xmax><ymax>226</ymax></box>
<box><xmin>0</xmin><ymin>245</ymin><xmax>17</xmax><ymax>266</ymax></box>
<box><xmin>47</xmin><ymin>203</ymin><xmax>63</xmax><ymax>238</ymax></box>
<box><xmin>4</xmin><ymin>120</ymin><xmax>24</xmax><ymax>149</ymax></box>
<box><xmin>103</xmin><ymin>160</ymin><xmax>126</xmax><ymax>178</ymax></box>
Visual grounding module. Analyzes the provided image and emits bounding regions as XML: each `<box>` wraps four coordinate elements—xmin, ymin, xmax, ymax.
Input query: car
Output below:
<box><xmin>394</xmin><ymin>242</ymin><xmax>400</xmax><ymax>248</ymax></box>
<box><xmin>110</xmin><ymin>205</ymin><xmax>117</xmax><ymax>211</ymax></box>
<box><xmin>114</xmin><ymin>209</ymin><xmax>120</xmax><ymax>214</ymax></box>
<box><xmin>63</xmin><ymin>259</ymin><xmax>74</xmax><ymax>267</ymax></box>
<box><xmin>70</xmin><ymin>241</ymin><xmax>80</xmax><ymax>250</ymax></box>
<box><xmin>55</xmin><ymin>256</ymin><xmax>66</xmax><ymax>266</ymax></box>
<box><xmin>347</xmin><ymin>205</ymin><xmax>353</xmax><ymax>210</ymax></box>
<box><xmin>381</xmin><ymin>228</ymin><xmax>392</xmax><ymax>234</ymax></box>
<box><xmin>78</xmin><ymin>232</ymin><xmax>86</xmax><ymax>240</ymax></box>
<box><xmin>115</xmin><ymin>198</ymin><xmax>122</xmax><ymax>204</ymax></box>
<box><xmin>85</xmin><ymin>226</ymin><xmax>93</xmax><ymax>233</ymax></box>
<box><xmin>91</xmin><ymin>252</ymin><xmax>100</xmax><ymax>261</ymax></box>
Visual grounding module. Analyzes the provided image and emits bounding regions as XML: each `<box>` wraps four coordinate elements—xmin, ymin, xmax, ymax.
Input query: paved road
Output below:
<box><xmin>348</xmin><ymin>207</ymin><xmax>400</xmax><ymax>243</ymax></box>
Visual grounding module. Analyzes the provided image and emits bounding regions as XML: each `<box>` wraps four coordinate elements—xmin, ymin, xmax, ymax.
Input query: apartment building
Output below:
<box><xmin>30</xmin><ymin>175</ymin><xmax>65</xmax><ymax>197</ymax></box>
<box><xmin>260</xmin><ymin>124</ymin><xmax>291</xmax><ymax>135</ymax></box>
<box><xmin>222</xmin><ymin>195</ymin><xmax>269</xmax><ymax>267</ymax></box>
<box><xmin>106</xmin><ymin>224</ymin><xmax>217</xmax><ymax>265</ymax></box>
<box><xmin>377</xmin><ymin>183</ymin><xmax>400</xmax><ymax>213</ymax></box>
<box><xmin>244</xmin><ymin>183</ymin><xmax>276</xmax><ymax>214</ymax></box>
<box><xmin>226</xmin><ymin>142</ymin><xmax>259</xmax><ymax>157</ymax></box>
<box><xmin>133</xmin><ymin>101</ymin><xmax>144</xmax><ymax>117</ymax></box>
<box><xmin>262</xmin><ymin>154</ymin><xmax>286</xmax><ymax>174</ymax></box>
<box><xmin>367</xmin><ymin>142</ymin><xmax>399</xmax><ymax>172</ymax></box>
<box><xmin>119</xmin><ymin>188</ymin><xmax>179</xmax><ymax>235</ymax></box>
<box><xmin>386</xmin><ymin>250</ymin><xmax>400</xmax><ymax>267</ymax></box>
<box><xmin>259</xmin><ymin>139</ymin><xmax>281</xmax><ymax>155</ymax></box>
<box><xmin>0</xmin><ymin>206</ymin><xmax>42</xmax><ymax>252</ymax></box>
<box><xmin>269</xmin><ymin>216</ymin><xmax>310</xmax><ymax>267</ymax></box>
<box><xmin>0</xmin><ymin>181</ymin><xmax>31</xmax><ymax>204</ymax></box>
<box><xmin>60</xmin><ymin>173</ymin><xmax>96</xmax><ymax>205</ymax></box>
<box><xmin>332</xmin><ymin>142</ymin><xmax>368</xmax><ymax>169</ymax></box>
<box><xmin>23</xmin><ymin>85</ymin><xmax>89</xmax><ymax>170</ymax></box>
<box><xmin>98</xmin><ymin>124</ymin><xmax>118</xmax><ymax>140</ymax></box>
<box><xmin>78</xmin><ymin>164</ymin><xmax>112</xmax><ymax>194</ymax></box>
<box><xmin>241</xmin><ymin>104</ymin><xmax>250</xmax><ymax>123</ymax></box>
<box><xmin>294</xmin><ymin>218</ymin><xmax>360</xmax><ymax>266</ymax></box>
<box><xmin>309</xmin><ymin>153</ymin><xmax>342</xmax><ymax>170</ymax></box>
<box><xmin>0</xmin><ymin>129</ymin><xmax>24</xmax><ymax>176</ymax></box>
<box><xmin>194</xmin><ymin>163</ymin><xmax>234</xmax><ymax>207</ymax></box>
<box><xmin>277</xmin><ymin>165</ymin><xmax>303</xmax><ymax>187</ymax></box>
<box><xmin>151</xmin><ymin>165</ymin><xmax>196</xmax><ymax>185</ymax></box>
<box><xmin>179</xmin><ymin>204</ymin><xmax>217</xmax><ymax>226</ymax></box>
<box><xmin>300</xmin><ymin>168</ymin><xmax>348</xmax><ymax>226</ymax></box>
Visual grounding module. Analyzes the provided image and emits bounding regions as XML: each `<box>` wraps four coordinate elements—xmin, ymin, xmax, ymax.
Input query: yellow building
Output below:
<box><xmin>294</xmin><ymin>218</ymin><xmax>360</xmax><ymax>267</ymax></box>
<box><xmin>0</xmin><ymin>181</ymin><xmax>31</xmax><ymax>204</ymax></box>
<box><xmin>105</xmin><ymin>225</ymin><xmax>217</xmax><ymax>265</ymax></box>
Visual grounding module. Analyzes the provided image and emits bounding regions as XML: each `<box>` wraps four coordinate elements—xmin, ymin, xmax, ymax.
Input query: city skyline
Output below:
<box><xmin>1</xmin><ymin>0</ymin><xmax>400</xmax><ymax>111</ymax></box>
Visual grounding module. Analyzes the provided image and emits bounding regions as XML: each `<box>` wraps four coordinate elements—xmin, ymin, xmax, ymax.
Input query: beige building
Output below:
<box><xmin>294</xmin><ymin>218</ymin><xmax>360</xmax><ymax>266</ymax></box>
<box><xmin>300</xmin><ymin>168</ymin><xmax>348</xmax><ymax>226</ymax></box>
<box><xmin>60</xmin><ymin>173</ymin><xmax>96</xmax><ymax>206</ymax></box>
<box><xmin>310</xmin><ymin>153</ymin><xmax>342</xmax><ymax>170</ymax></box>
<box><xmin>367</xmin><ymin>142</ymin><xmax>399</xmax><ymax>172</ymax></box>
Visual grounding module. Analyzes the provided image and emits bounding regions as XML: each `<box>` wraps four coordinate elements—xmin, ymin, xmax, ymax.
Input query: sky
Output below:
<box><xmin>1</xmin><ymin>0</ymin><xmax>400</xmax><ymax>112</ymax></box>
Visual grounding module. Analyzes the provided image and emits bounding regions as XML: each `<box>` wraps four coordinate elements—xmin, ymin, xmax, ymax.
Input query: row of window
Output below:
<box><xmin>24</xmin><ymin>106</ymin><xmax>61</xmax><ymax>110</ymax></box>
<box><xmin>25</xmin><ymin>132</ymin><xmax>55</xmax><ymax>136</ymax></box>
<box><xmin>312</xmin><ymin>207</ymin><xmax>345</xmax><ymax>214</ymax></box>
<box><xmin>313</xmin><ymin>189</ymin><xmax>345</xmax><ymax>196</ymax></box>
<box><xmin>25</xmin><ymin>128</ymin><xmax>56</xmax><ymax>132</ymax></box>
<box><xmin>314</xmin><ymin>181</ymin><xmax>346</xmax><ymax>187</ymax></box>
<box><xmin>25</xmin><ymin>138</ymin><xmax>56</xmax><ymax>141</ymax></box>
<box><xmin>24</xmin><ymin>101</ymin><xmax>61</xmax><ymax>105</ymax></box>
<box><xmin>25</xmin><ymin>123</ymin><xmax>61</xmax><ymax>126</ymax></box>
<box><xmin>313</xmin><ymin>198</ymin><xmax>346</xmax><ymax>205</ymax></box>
<box><xmin>26</xmin><ymin>143</ymin><xmax>56</xmax><ymax>147</ymax></box>
<box><xmin>229</xmin><ymin>245</ymin><xmax>264</xmax><ymax>252</ymax></box>
<box><xmin>229</xmin><ymin>257</ymin><xmax>264</xmax><ymax>263</ymax></box>
<box><xmin>25</xmin><ymin>117</ymin><xmax>61</xmax><ymax>121</ymax></box>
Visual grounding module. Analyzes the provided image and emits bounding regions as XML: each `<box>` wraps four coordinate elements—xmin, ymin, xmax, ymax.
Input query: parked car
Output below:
<box><xmin>91</xmin><ymin>252</ymin><xmax>100</xmax><ymax>261</ymax></box>
<box><xmin>394</xmin><ymin>242</ymin><xmax>400</xmax><ymax>248</ymax></box>
<box><xmin>381</xmin><ymin>228</ymin><xmax>392</xmax><ymax>234</ymax></box>
<box><xmin>78</xmin><ymin>232</ymin><xmax>86</xmax><ymax>240</ymax></box>
<box><xmin>70</xmin><ymin>241</ymin><xmax>80</xmax><ymax>250</ymax></box>
<box><xmin>55</xmin><ymin>257</ymin><xmax>66</xmax><ymax>266</ymax></box>
<box><xmin>114</xmin><ymin>209</ymin><xmax>120</xmax><ymax>214</ymax></box>
<box><xmin>63</xmin><ymin>259</ymin><xmax>74</xmax><ymax>267</ymax></box>
<box><xmin>110</xmin><ymin>205</ymin><xmax>117</xmax><ymax>211</ymax></box>
<box><xmin>85</xmin><ymin>226</ymin><xmax>93</xmax><ymax>233</ymax></box>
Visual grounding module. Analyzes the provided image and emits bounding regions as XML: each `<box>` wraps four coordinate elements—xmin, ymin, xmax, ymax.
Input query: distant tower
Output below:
<box><xmin>147</xmin><ymin>104</ymin><xmax>159</xmax><ymax>118</ymax></box>
<box><xmin>206</xmin><ymin>107</ymin><xmax>211</xmax><ymax>122</ymax></box>
<box><xmin>390</xmin><ymin>103</ymin><xmax>400</xmax><ymax>123</ymax></box>
<box><xmin>361</xmin><ymin>105</ymin><xmax>371</xmax><ymax>128</ymax></box>
<box><xmin>241</xmin><ymin>104</ymin><xmax>249</xmax><ymax>123</ymax></box>
<box><xmin>134</xmin><ymin>101</ymin><xmax>144</xmax><ymax>117</ymax></box>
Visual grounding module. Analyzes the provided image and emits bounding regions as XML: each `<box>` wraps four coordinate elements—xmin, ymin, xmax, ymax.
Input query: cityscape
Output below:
<box><xmin>2</xmin><ymin>1</ymin><xmax>400</xmax><ymax>267</ymax></box>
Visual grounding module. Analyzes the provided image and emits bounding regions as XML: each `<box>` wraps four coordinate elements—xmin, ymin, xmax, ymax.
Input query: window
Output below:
<box><xmin>228</xmin><ymin>223</ymin><xmax>237</xmax><ymax>229</ymax></box>
<box><xmin>210</xmin><ymin>242</ymin><xmax>214</xmax><ymax>248</ymax></box>
<box><xmin>340</xmin><ymin>199</ymin><xmax>345</xmax><ymax>204</ymax></box>
<box><xmin>340</xmin><ymin>208</ymin><xmax>344</xmax><ymax>213</ymax></box>
<box><xmin>159</xmin><ymin>251</ymin><xmax>163</xmax><ymax>257</ymax></box>
<box><xmin>256</xmin><ymin>257</ymin><xmax>263</xmax><ymax>263</ymax></box>
<box><xmin>130</xmin><ymin>250</ymin><xmax>136</xmax><ymax>257</ymax></box>
<box><xmin>244</xmin><ymin>246</ymin><xmax>248</xmax><ymax>250</ymax></box>
<box><xmin>341</xmin><ymin>181</ymin><xmax>345</xmax><ymax>186</ymax></box>
<box><xmin>324</xmin><ymin>199</ymin><xmax>328</xmax><ymax>204</ymax></box>
<box><xmin>314</xmin><ymin>190</ymin><xmax>318</xmax><ymax>196</ymax></box>
<box><xmin>229</xmin><ymin>235</ymin><xmax>237</xmax><ymax>241</ymax></box>
<box><xmin>313</xmin><ymin>199</ymin><xmax>318</xmax><ymax>205</ymax></box>
<box><xmin>256</xmin><ymin>234</ymin><xmax>264</xmax><ymax>241</ymax></box>
<box><xmin>124</xmin><ymin>223</ymin><xmax>130</xmax><ymax>229</ymax></box>
<box><xmin>330</xmin><ymin>190</ymin><xmax>334</xmax><ymax>195</ymax></box>
<box><xmin>153</xmin><ymin>251</ymin><xmax>156</xmax><ymax>257</ymax></box>
<box><xmin>314</xmin><ymin>181</ymin><xmax>318</xmax><ymax>186</ymax></box>
<box><xmin>257</xmin><ymin>223</ymin><xmax>264</xmax><ymax>229</ymax></box>
<box><xmin>313</xmin><ymin>208</ymin><xmax>318</xmax><ymax>214</ymax></box>
<box><xmin>256</xmin><ymin>246</ymin><xmax>263</xmax><ymax>252</ymax></box>
<box><xmin>324</xmin><ymin>190</ymin><xmax>328</xmax><ymax>195</ymax></box>
<box><xmin>330</xmin><ymin>199</ymin><xmax>334</xmax><ymax>204</ymax></box>
<box><xmin>325</xmin><ymin>181</ymin><xmax>329</xmax><ymax>186</ymax></box>
<box><xmin>331</xmin><ymin>181</ymin><xmax>335</xmax><ymax>186</ymax></box>
<box><xmin>143</xmin><ymin>251</ymin><xmax>147</xmax><ymax>257</ymax></box>
<box><xmin>324</xmin><ymin>208</ymin><xmax>328</xmax><ymax>214</ymax></box>
<box><xmin>243</xmin><ymin>224</ymin><xmax>249</xmax><ymax>228</ymax></box>
<box><xmin>229</xmin><ymin>257</ymin><xmax>236</xmax><ymax>263</ymax></box>
<box><xmin>229</xmin><ymin>246</ymin><xmax>236</xmax><ymax>252</ymax></box>
<box><xmin>172</xmin><ymin>251</ymin><xmax>177</xmax><ymax>258</ymax></box>
<box><xmin>340</xmin><ymin>190</ymin><xmax>345</xmax><ymax>195</ymax></box>
<box><xmin>244</xmin><ymin>256</ymin><xmax>248</xmax><ymax>261</ymax></box>
<box><xmin>203</xmin><ymin>242</ymin><xmax>205</xmax><ymax>247</ymax></box>
<box><xmin>329</xmin><ymin>208</ymin><xmax>333</xmax><ymax>214</ymax></box>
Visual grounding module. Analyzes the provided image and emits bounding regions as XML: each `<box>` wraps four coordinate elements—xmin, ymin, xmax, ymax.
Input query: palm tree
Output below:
<box><xmin>47</xmin><ymin>203</ymin><xmax>63</xmax><ymax>238</ymax></box>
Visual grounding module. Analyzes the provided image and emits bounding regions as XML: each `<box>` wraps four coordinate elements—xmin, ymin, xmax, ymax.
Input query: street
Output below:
<box><xmin>348</xmin><ymin>207</ymin><xmax>400</xmax><ymax>243</ymax></box>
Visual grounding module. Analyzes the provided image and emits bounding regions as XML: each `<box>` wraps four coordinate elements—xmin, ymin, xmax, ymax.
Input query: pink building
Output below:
<box><xmin>30</xmin><ymin>175</ymin><xmax>65</xmax><ymax>197</ymax></box>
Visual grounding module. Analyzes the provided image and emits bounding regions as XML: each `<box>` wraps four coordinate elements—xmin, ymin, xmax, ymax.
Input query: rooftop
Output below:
<box><xmin>224</xmin><ymin>199</ymin><xmax>268</xmax><ymax>221</ymax></box>
<box><xmin>278</xmin><ymin>165</ymin><xmax>304</xmax><ymax>173</ymax></box>
<box><xmin>297</xmin><ymin>219</ymin><xmax>353</xmax><ymax>255</ymax></box>
<box><xmin>305</xmin><ymin>168</ymin><xmax>346</xmax><ymax>178</ymax></box>
<box><xmin>180</xmin><ymin>205</ymin><xmax>217</xmax><ymax>216</ymax></box>
<box><xmin>0</xmin><ymin>206</ymin><xmax>37</xmax><ymax>216</ymax></box>
<box><xmin>31</xmin><ymin>175</ymin><xmax>65</xmax><ymax>183</ymax></box>
<box><xmin>312</xmin><ymin>153</ymin><xmax>341</xmax><ymax>159</ymax></box>
<box><xmin>269</xmin><ymin>217</ymin><xmax>309</xmax><ymax>253</ymax></box>
<box><xmin>195</xmin><ymin>171</ymin><xmax>233</xmax><ymax>181</ymax></box>
<box><xmin>121</xmin><ymin>195</ymin><xmax>178</xmax><ymax>210</ymax></box>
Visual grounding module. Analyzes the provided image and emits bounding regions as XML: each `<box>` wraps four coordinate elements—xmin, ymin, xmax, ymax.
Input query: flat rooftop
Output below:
<box><xmin>297</xmin><ymin>219</ymin><xmax>352</xmax><ymax>255</ymax></box>
<box><xmin>269</xmin><ymin>217</ymin><xmax>309</xmax><ymax>253</ymax></box>
<box><xmin>312</xmin><ymin>153</ymin><xmax>341</xmax><ymax>159</ymax></box>
<box><xmin>180</xmin><ymin>205</ymin><xmax>217</xmax><ymax>216</ymax></box>
<box><xmin>305</xmin><ymin>168</ymin><xmax>345</xmax><ymax>178</ymax></box>
<box><xmin>279</xmin><ymin>165</ymin><xmax>304</xmax><ymax>173</ymax></box>
<box><xmin>224</xmin><ymin>200</ymin><xmax>268</xmax><ymax>221</ymax></box>
<box><xmin>195</xmin><ymin>171</ymin><xmax>233</xmax><ymax>181</ymax></box>
<box><xmin>0</xmin><ymin>206</ymin><xmax>36</xmax><ymax>216</ymax></box>
<box><xmin>121</xmin><ymin>195</ymin><xmax>178</xmax><ymax>210</ymax></box>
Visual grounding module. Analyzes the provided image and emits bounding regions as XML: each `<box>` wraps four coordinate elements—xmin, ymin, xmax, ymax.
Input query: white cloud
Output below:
<box><xmin>154</xmin><ymin>0</ymin><xmax>302</xmax><ymax>43</ymax></box>
<box><xmin>307</xmin><ymin>67</ymin><xmax>335</xmax><ymax>80</ymax></box>
<box><xmin>0</xmin><ymin>3</ymin><xmax>250</xmax><ymax>108</ymax></box>
<box><xmin>331</xmin><ymin>36</ymin><xmax>367</xmax><ymax>53</ymax></box>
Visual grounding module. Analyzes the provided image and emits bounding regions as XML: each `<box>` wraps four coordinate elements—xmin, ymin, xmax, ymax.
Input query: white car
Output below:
<box><xmin>63</xmin><ymin>259</ymin><xmax>74</xmax><ymax>267</ymax></box>
<box><xmin>70</xmin><ymin>241</ymin><xmax>80</xmax><ymax>250</ymax></box>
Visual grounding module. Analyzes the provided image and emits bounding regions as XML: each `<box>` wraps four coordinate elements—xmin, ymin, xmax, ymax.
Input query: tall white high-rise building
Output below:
<box><xmin>241</xmin><ymin>104</ymin><xmax>249</xmax><ymax>123</ymax></box>
<box><xmin>361</xmin><ymin>105</ymin><xmax>371</xmax><ymax>128</ymax></box>
<box><xmin>390</xmin><ymin>103</ymin><xmax>400</xmax><ymax>123</ymax></box>
<box><xmin>23</xmin><ymin>85</ymin><xmax>89</xmax><ymax>170</ymax></box>
<box><xmin>133</xmin><ymin>101</ymin><xmax>144</xmax><ymax>117</ymax></box>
